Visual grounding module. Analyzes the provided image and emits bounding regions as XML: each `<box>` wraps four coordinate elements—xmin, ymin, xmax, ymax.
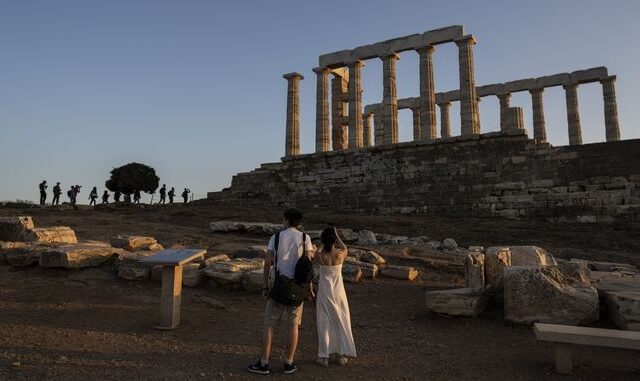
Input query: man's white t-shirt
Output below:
<box><xmin>267</xmin><ymin>227</ymin><xmax>315</xmax><ymax>279</ymax></box>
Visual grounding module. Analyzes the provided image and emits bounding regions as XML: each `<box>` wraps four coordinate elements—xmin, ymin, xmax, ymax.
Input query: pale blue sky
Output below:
<box><xmin>1</xmin><ymin>0</ymin><xmax>639</xmax><ymax>203</ymax></box>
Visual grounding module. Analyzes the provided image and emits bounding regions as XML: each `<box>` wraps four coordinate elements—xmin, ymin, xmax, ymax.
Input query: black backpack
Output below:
<box><xmin>269</xmin><ymin>231</ymin><xmax>313</xmax><ymax>306</ymax></box>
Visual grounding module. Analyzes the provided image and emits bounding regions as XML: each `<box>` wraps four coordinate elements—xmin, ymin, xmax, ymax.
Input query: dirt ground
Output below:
<box><xmin>1</xmin><ymin>204</ymin><xmax>639</xmax><ymax>380</ymax></box>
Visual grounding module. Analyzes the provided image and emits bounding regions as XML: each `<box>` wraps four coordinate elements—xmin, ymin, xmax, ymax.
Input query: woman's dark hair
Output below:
<box><xmin>283</xmin><ymin>208</ymin><xmax>303</xmax><ymax>227</ymax></box>
<box><xmin>320</xmin><ymin>226</ymin><xmax>337</xmax><ymax>252</ymax></box>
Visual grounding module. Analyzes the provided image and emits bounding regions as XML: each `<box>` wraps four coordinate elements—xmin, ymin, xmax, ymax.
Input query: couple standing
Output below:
<box><xmin>248</xmin><ymin>209</ymin><xmax>356</xmax><ymax>375</ymax></box>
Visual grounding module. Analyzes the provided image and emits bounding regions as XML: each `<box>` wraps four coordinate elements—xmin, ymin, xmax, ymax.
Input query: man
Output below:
<box><xmin>102</xmin><ymin>190</ymin><xmax>109</xmax><ymax>204</ymax></box>
<box><xmin>182</xmin><ymin>188</ymin><xmax>190</xmax><ymax>204</ymax></box>
<box><xmin>168</xmin><ymin>187</ymin><xmax>175</xmax><ymax>204</ymax></box>
<box><xmin>39</xmin><ymin>180</ymin><xmax>47</xmax><ymax>206</ymax></box>
<box><xmin>52</xmin><ymin>182</ymin><xmax>62</xmax><ymax>206</ymax></box>
<box><xmin>159</xmin><ymin>184</ymin><xmax>167</xmax><ymax>205</ymax></box>
<box><xmin>248</xmin><ymin>208</ymin><xmax>314</xmax><ymax>375</ymax></box>
<box><xmin>114</xmin><ymin>190</ymin><xmax>121</xmax><ymax>203</ymax></box>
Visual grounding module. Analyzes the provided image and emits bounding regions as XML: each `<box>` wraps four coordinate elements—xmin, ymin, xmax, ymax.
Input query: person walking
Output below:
<box><xmin>52</xmin><ymin>182</ymin><xmax>62</xmax><ymax>206</ymax></box>
<box><xmin>168</xmin><ymin>187</ymin><xmax>175</xmax><ymax>204</ymax></box>
<box><xmin>247</xmin><ymin>208</ymin><xmax>315</xmax><ymax>375</ymax></box>
<box><xmin>315</xmin><ymin>225</ymin><xmax>357</xmax><ymax>367</ymax></box>
<box><xmin>159</xmin><ymin>184</ymin><xmax>167</xmax><ymax>205</ymax></box>
<box><xmin>89</xmin><ymin>187</ymin><xmax>98</xmax><ymax>206</ymax></box>
<box><xmin>102</xmin><ymin>190</ymin><xmax>109</xmax><ymax>204</ymax></box>
<box><xmin>133</xmin><ymin>190</ymin><xmax>141</xmax><ymax>204</ymax></box>
<box><xmin>114</xmin><ymin>190</ymin><xmax>121</xmax><ymax>203</ymax></box>
<box><xmin>39</xmin><ymin>180</ymin><xmax>48</xmax><ymax>205</ymax></box>
<box><xmin>182</xmin><ymin>188</ymin><xmax>190</xmax><ymax>204</ymax></box>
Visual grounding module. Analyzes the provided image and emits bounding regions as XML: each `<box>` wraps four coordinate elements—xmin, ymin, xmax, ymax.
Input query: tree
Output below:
<box><xmin>105</xmin><ymin>162</ymin><xmax>159</xmax><ymax>197</ymax></box>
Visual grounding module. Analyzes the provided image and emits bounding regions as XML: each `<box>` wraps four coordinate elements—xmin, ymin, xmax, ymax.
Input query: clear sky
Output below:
<box><xmin>1</xmin><ymin>0</ymin><xmax>639</xmax><ymax>203</ymax></box>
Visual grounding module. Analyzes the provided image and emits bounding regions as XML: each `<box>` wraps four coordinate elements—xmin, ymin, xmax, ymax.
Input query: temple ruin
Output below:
<box><xmin>208</xmin><ymin>25</ymin><xmax>639</xmax><ymax>223</ymax></box>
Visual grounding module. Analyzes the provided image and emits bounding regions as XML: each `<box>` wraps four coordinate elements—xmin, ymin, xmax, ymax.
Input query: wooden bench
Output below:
<box><xmin>139</xmin><ymin>248</ymin><xmax>206</xmax><ymax>330</ymax></box>
<box><xmin>534</xmin><ymin>323</ymin><xmax>640</xmax><ymax>374</ymax></box>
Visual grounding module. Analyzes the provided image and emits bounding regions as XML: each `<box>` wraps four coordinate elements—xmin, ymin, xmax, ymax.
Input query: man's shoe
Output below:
<box><xmin>247</xmin><ymin>360</ymin><xmax>270</xmax><ymax>375</ymax></box>
<box><xmin>283</xmin><ymin>362</ymin><xmax>299</xmax><ymax>374</ymax></box>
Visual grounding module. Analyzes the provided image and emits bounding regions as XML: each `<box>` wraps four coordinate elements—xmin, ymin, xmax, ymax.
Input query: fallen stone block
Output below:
<box><xmin>485</xmin><ymin>247</ymin><xmax>511</xmax><ymax>289</ymax></box>
<box><xmin>21</xmin><ymin>227</ymin><xmax>78</xmax><ymax>244</ymax></box>
<box><xmin>0</xmin><ymin>216</ymin><xmax>34</xmax><ymax>241</ymax></box>
<box><xmin>556</xmin><ymin>259</ymin><xmax>591</xmax><ymax>285</ymax></box>
<box><xmin>5</xmin><ymin>244</ymin><xmax>51</xmax><ymax>267</ymax></box>
<box><xmin>148</xmin><ymin>243</ymin><xmax>164</xmax><ymax>251</ymax></box>
<box><xmin>206</xmin><ymin>270</ymin><xmax>244</xmax><ymax>286</ymax></box>
<box><xmin>182</xmin><ymin>263</ymin><xmax>206</xmax><ymax>287</ymax></box>
<box><xmin>508</xmin><ymin>246</ymin><xmax>556</xmax><ymax>266</ymax></box>
<box><xmin>504</xmin><ymin>266</ymin><xmax>599</xmax><ymax>325</ymax></box>
<box><xmin>357</xmin><ymin>230</ymin><xmax>377</xmax><ymax>246</ymax></box>
<box><xmin>359</xmin><ymin>250</ymin><xmax>385</xmax><ymax>267</ymax></box>
<box><xmin>426</xmin><ymin>288</ymin><xmax>488</xmax><ymax>317</ymax></box>
<box><xmin>117</xmin><ymin>251</ymin><xmax>155</xmax><ymax>280</ymax></box>
<box><xmin>468</xmin><ymin>246</ymin><xmax>484</xmax><ymax>253</ymax></box>
<box><xmin>202</xmin><ymin>254</ymin><xmax>231</xmax><ymax>267</ymax></box>
<box><xmin>442</xmin><ymin>238</ymin><xmax>458</xmax><ymax>250</ymax></box>
<box><xmin>0</xmin><ymin>242</ymin><xmax>28</xmax><ymax>264</ymax></box>
<box><xmin>381</xmin><ymin>265</ymin><xmax>419</xmax><ymax>281</ymax></box>
<box><xmin>571</xmin><ymin>259</ymin><xmax>638</xmax><ymax>273</ymax></box>
<box><xmin>465</xmin><ymin>253</ymin><xmax>485</xmax><ymax>288</ymax></box>
<box><xmin>243</xmin><ymin>269</ymin><xmax>264</xmax><ymax>291</ymax></box>
<box><xmin>111</xmin><ymin>235</ymin><xmax>158</xmax><ymax>251</ymax></box>
<box><xmin>604</xmin><ymin>291</ymin><xmax>640</xmax><ymax>331</ymax></box>
<box><xmin>342</xmin><ymin>264</ymin><xmax>362</xmax><ymax>283</ymax></box>
<box><xmin>39</xmin><ymin>243</ymin><xmax>120</xmax><ymax>269</ymax></box>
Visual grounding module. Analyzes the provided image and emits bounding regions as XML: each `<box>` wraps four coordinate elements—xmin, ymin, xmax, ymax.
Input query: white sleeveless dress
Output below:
<box><xmin>316</xmin><ymin>264</ymin><xmax>357</xmax><ymax>358</ymax></box>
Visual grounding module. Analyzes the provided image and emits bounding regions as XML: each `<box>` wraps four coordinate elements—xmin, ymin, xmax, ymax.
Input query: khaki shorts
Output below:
<box><xmin>264</xmin><ymin>298</ymin><xmax>303</xmax><ymax>327</ymax></box>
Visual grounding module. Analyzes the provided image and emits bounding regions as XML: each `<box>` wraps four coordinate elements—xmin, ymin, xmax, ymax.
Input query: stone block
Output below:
<box><xmin>381</xmin><ymin>265</ymin><xmax>419</xmax><ymax>281</ymax></box>
<box><xmin>5</xmin><ymin>244</ymin><xmax>51</xmax><ymax>267</ymax></box>
<box><xmin>182</xmin><ymin>264</ymin><xmax>206</xmax><ymax>287</ymax></box>
<box><xmin>465</xmin><ymin>253</ymin><xmax>485</xmax><ymax>288</ymax></box>
<box><xmin>556</xmin><ymin>259</ymin><xmax>591</xmax><ymax>285</ymax></box>
<box><xmin>110</xmin><ymin>235</ymin><xmax>158</xmax><ymax>251</ymax></box>
<box><xmin>442</xmin><ymin>238</ymin><xmax>458</xmax><ymax>250</ymax></box>
<box><xmin>426</xmin><ymin>288</ymin><xmax>488</xmax><ymax>317</ymax></box>
<box><xmin>39</xmin><ymin>243</ymin><xmax>119</xmax><ymax>269</ymax></box>
<box><xmin>242</xmin><ymin>269</ymin><xmax>264</xmax><ymax>292</ymax></box>
<box><xmin>357</xmin><ymin>230</ymin><xmax>377</xmax><ymax>246</ymax></box>
<box><xmin>117</xmin><ymin>251</ymin><xmax>155</xmax><ymax>280</ymax></box>
<box><xmin>604</xmin><ymin>291</ymin><xmax>640</xmax><ymax>331</ymax></box>
<box><xmin>342</xmin><ymin>264</ymin><xmax>362</xmax><ymax>283</ymax></box>
<box><xmin>509</xmin><ymin>246</ymin><xmax>555</xmax><ymax>266</ymax></box>
<box><xmin>485</xmin><ymin>247</ymin><xmax>511</xmax><ymax>288</ymax></box>
<box><xmin>22</xmin><ymin>227</ymin><xmax>78</xmax><ymax>244</ymax></box>
<box><xmin>503</xmin><ymin>266</ymin><xmax>599</xmax><ymax>325</ymax></box>
<box><xmin>359</xmin><ymin>250</ymin><xmax>385</xmax><ymax>267</ymax></box>
<box><xmin>0</xmin><ymin>216</ymin><xmax>34</xmax><ymax>241</ymax></box>
<box><xmin>206</xmin><ymin>270</ymin><xmax>244</xmax><ymax>286</ymax></box>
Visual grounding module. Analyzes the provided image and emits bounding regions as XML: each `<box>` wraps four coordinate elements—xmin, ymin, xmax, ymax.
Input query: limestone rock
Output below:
<box><xmin>464</xmin><ymin>253</ymin><xmax>485</xmax><ymax>288</ymax></box>
<box><xmin>426</xmin><ymin>288</ymin><xmax>488</xmax><ymax>317</ymax></box>
<box><xmin>111</xmin><ymin>235</ymin><xmax>158</xmax><ymax>251</ymax></box>
<box><xmin>442</xmin><ymin>238</ymin><xmax>458</xmax><ymax>250</ymax></box>
<box><xmin>503</xmin><ymin>266</ymin><xmax>599</xmax><ymax>325</ymax></box>
<box><xmin>357</xmin><ymin>230</ymin><xmax>377</xmax><ymax>246</ymax></box>
<box><xmin>0</xmin><ymin>216</ymin><xmax>34</xmax><ymax>241</ymax></box>
<box><xmin>202</xmin><ymin>254</ymin><xmax>231</xmax><ymax>267</ymax></box>
<box><xmin>381</xmin><ymin>265</ymin><xmax>419</xmax><ymax>281</ymax></box>
<box><xmin>508</xmin><ymin>246</ymin><xmax>555</xmax><ymax>266</ymax></box>
<box><xmin>0</xmin><ymin>242</ymin><xmax>28</xmax><ymax>264</ymax></box>
<box><xmin>359</xmin><ymin>250</ymin><xmax>385</xmax><ymax>267</ymax></box>
<box><xmin>243</xmin><ymin>269</ymin><xmax>264</xmax><ymax>292</ymax></box>
<box><xmin>39</xmin><ymin>243</ymin><xmax>118</xmax><ymax>269</ymax></box>
<box><xmin>342</xmin><ymin>264</ymin><xmax>362</xmax><ymax>283</ymax></box>
<box><xmin>22</xmin><ymin>227</ymin><xmax>78</xmax><ymax>244</ymax></box>
<box><xmin>148</xmin><ymin>243</ymin><xmax>165</xmax><ymax>251</ymax></box>
<box><xmin>556</xmin><ymin>259</ymin><xmax>591</xmax><ymax>285</ymax></box>
<box><xmin>5</xmin><ymin>244</ymin><xmax>51</xmax><ymax>266</ymax></box>
<box><xmin>182</xmin><ymin>264</ymin><xmax>206</xmax><ymax>287</ymax></box>
<box><xmin>485</xmin><ymin>247</ymin><xmax>511</xmax><ymax>289</ymax></box>
<box><xmin>604</xmin><ymin>291</ymin><xmax>640</xmax><ymax>331</ymax></box>
<box><xmin>117</xmin><ymin>251</ymin><xmax>155</xmax><ymax>280</ymax></box>
<box><xmin>206</xmin><ymin>270</ymin><xmax>244</xmax><ymax>285</ymax></box>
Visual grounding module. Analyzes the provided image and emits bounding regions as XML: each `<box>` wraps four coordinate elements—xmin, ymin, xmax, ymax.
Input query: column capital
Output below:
<box><xmin>455</xmin><ymin>34</ymin><xmax>477</xmax><ymax>47</ymax></box>
<box><xmin>438</xmin><ymin>101</ymin><xmax>452</xmax><ymax>107</ymax></box>
<box><xmin>283</xmin><ymin>72</ymin><xmax>304</xmax><ymax>80</ymax></box>
<box><xmin>416</xmin><ymin>44</ymin><xmax>435</xmax><ymax>54</ymax></box>
<box><xmin>380</xmin><ymin>52</ymin><xmax>400</xmax><ymax>61</ymax></box>
<box><xmin>562</xmin><ymin>82</ymin><xmax>578</xmax><ymax>90</ymax></box>
<box><xmin>528</xmin><ymin>87</ymin><xmax>545</xmax><ymax>95</ymax></box>
<box><xmin>311</xmin><ymin>67</ymin><xmax>330</xmax><ymax>75</ymax></box>
<box><xmin>600</xmin><ymin>75</ymin><xmax>617</xmax><ymax>84</ymax></box>
<box><xmin>346</xmin><ymin>60</ymin><xmax>365</xmax><ymax>68</ymax></box>
<box><xmin>497</xmin><ymin>92</ymin><xmax>512</xmax><ymax>100</ymax></box>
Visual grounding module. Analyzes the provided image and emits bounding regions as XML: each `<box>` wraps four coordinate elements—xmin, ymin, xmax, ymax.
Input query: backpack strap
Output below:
<box><xmin>273</xmin><ymin>232</ymin><xmax>280</xmax><ymax>274</ymax></box>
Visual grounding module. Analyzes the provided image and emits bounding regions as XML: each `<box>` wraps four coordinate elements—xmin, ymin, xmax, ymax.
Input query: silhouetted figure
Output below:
<box><xmin>89</xmin><ymin>187</ymin><xmax>98</xmax><ymax>206</ymax></box>
<box><xmin>102</xmin><ymin>190</ymin><xmax>109</xmax><ymax>204</ymax></box>
<box><xmin>124</xmin><ymin>193</ymin><xmax>131</xmax><ymax>203</ymax></box>
<box><xmin>133</xmin><ymin>190</ymin><xmax>141</xmax><ymax>204</ymax></box>
<box><xmin>39</xmin><ymin>180</ymin><xmax>48</xmax><ymax>205</ymax></box>
<box><xmin>114</xmin><ymin>190</ymin><xmax>121</xmax><ymax>203</ymax></box>
<box><xmin>159</xmin><ymin>184</ymin><xmax>167</xmax><ymax>205</ymax></box>
<box><xmin>52</xmin><ymin>182</ymin><xmax>62</xmax><ymax>206</ymax></box>
<box><xmin>68</xmin><ymin>185</ymin><xmax>81</xmax><ymax>206</ymax></box>
<box><xmin>182</xmin><ymin>188</ymin><xmax>191</xmax><ymax>205</ymax></box>
<box><xmin>168</xmin><ymin>187</ymin><xmax>175</xmax><ymax>204</ymax></box>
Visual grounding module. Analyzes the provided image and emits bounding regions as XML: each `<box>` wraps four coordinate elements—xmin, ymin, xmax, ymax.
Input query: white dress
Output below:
<box><xmin>316</xmin><ymin>264</ymin><xmax>357</xmax><ymax>358</ymax></box>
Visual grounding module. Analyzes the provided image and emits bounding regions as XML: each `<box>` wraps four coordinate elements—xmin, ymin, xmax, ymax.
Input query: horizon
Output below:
<box><xmin>2</xmin><ymin>0</ymin><xmax>640</xmax><ymax>204</ymax></box>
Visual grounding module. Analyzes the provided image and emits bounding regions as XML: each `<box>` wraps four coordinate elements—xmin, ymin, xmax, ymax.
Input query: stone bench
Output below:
<box><xmin>534</xmin><ymin>323</ymin><xmax>640</xmax><ymax>374</ymax></box>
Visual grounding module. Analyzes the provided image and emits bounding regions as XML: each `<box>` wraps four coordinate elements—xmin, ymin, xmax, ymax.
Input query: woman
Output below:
<box><xmin>315</xmin><ymin>225</ymin><xmax>357</xmax><ymax>367</ymax></box>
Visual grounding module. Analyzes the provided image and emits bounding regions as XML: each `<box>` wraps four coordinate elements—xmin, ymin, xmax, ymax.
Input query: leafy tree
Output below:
<box><xmin>105</xmin><ymin>162</ymin><xmax>159</xmax><ymax>196</ymax></box>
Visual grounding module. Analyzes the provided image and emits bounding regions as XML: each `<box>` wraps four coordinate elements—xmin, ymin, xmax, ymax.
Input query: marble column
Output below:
<box><xmin>347</xmin><ymin>60</ymin><xmax>364</xmax><ymax>148</ymax></box>
<box><xmin>417</xmin><ymin>45</ymin><xmax>436</xmax><ymax>141</ymax></box>
<box><xmin>439</xmin><ymin>102</ymin><xmax>452</xmax><ymax>138</ymax></box>
<box><xmin>331</xmin><ymin>70</ymin><xmax>349</xmax><ymax>150</ymax></box>
<box><xmin>563</xmin><ymin>83</ymin><xmax>582</xmax><ymax>145</ymax></box>
<box><xmin>455</xmin><ymin>35</ymin><xmax>480</xmax><ymax>136</ymax></box>
<box><xmin>529</xmin><ymin>88</ymin><xmax>547</xmax><ymax>142</ymax></box>
<box><xmin>283</xmin><ymin>72</ymin><xmax>303</xmax><ymax>157</ymax></box>
<box><xmin>373</xmin><ymin>110</ymin><xmax>384</xmax><ymax>146</ymax></box>
<box><xmin>381</xmin><ymin>53</ymin><xmax>400</xmax><ymax>145</ymax></box>
<box><xmin>601</xmin><ymin>75</ymin><xmax>620</xmax><ymax>142</ymax></box>
<box><xmin>497</xmin><ymin>93</ymin><xmax>511</xmax><ymax>132</ymax></box>
<box><xmin>362</xmin><ymin>113</ymin><xmax>373</xmax><ymax>147</ymax></box>
<box><xmin>506</xmin><ymin>107</ymin><xmax>525</xmax><ymax>131</ymax></box>
<box><xmin>313</xmin><ymin>67</ymin><xmax>330</xmax><ymax>153</ymax></box>
<box><xmin>411</xmin><ymin>107</ymin><xmax>421</xmax><ymax>141</ymax></box>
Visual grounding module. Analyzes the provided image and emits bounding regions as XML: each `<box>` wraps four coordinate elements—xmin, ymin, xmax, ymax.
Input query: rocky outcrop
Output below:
<box><xmin>426</xmin><ymin>288</ymin><xmax>488</xmax><ymax>317</ymax></box>
<box><xmin>503</xmin><ymin>266</ymin><xmax>599</xmax><ymax>325</ymax></box>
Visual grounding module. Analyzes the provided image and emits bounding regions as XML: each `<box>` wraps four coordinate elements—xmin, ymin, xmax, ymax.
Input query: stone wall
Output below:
<box><xmin>207</xmin><ymin>132</ymin><xmax>640</xmax><ymax>223</ymax></box>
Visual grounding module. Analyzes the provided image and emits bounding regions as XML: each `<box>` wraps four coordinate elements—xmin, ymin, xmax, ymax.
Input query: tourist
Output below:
<box><xmin>248</xmin><ymin>208</ymin><xmax>314</xmax><ymax>375</ymax></box>
<box><xmin>159</xmin><ymin>184</ymin><xmax>167</xmax><ymax>205</ymax></box>
<box><xmin>315</xmin><ymin>225</ymin><xmax>357</xmax><ymax>367</ymax></box>
<box><xmin>102</xmin><ymin>190</ymin><xmax>109</xmax><ymax>204</ymax></box>
<box><xmin>114</xmin><ymin>190</ymin><xmax>121</xmax><ymax>203</ymax></box>
<box><xmin>182</xmin><ymin>188</ymin><xmax>190</xmax><ymax>204</ymax></box>
<box><xmin>68</xmin><ymin>185</ymin><xmax>81</xmax><ymax>206</ymax></box>
<box><xmin>133</xmin><ymin>190</ymin><xmax>141</xmax><ymax>204</ymax></box>
<box><xmin>168</xmin><ymin>187</ymin><xmax>175</xmax><ymax>204</ymax></box>
<box><xmin>52</xmin><ymin>182</ymin><xmax>62</xmax><ymax>206</ymax></box>
<box><xmin>38</xmin><ymin>180</ymin><xmax>47</xmax><ymax>206</ymax></box>
<box><xmin>89</xmin><ymin>187</ymin><xmax>98</xmax><ymax>206</ymax></box>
